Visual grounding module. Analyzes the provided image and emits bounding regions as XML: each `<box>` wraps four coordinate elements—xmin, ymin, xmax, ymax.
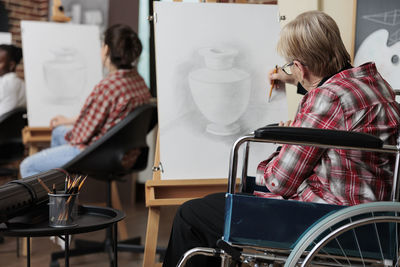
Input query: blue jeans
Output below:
<box><xmin>51</xmin><ymin>125</ymin><xmax>71</xmax><ymax>147</ymax></box>
<box><xmin>20</xmin><ymin>126</ymin><xmax>81</xmax><ymax>178</ymax></box>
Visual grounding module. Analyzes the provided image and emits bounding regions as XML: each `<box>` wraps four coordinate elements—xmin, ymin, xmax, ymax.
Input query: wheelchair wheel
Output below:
<box><xmin>285</xmin><ymin>202</ymin><xmax>400</xmax><ymax>267</ymax></box>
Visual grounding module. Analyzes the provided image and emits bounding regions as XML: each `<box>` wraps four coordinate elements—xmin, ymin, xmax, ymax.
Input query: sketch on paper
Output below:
<box><xmin>21</xmin><ymin>21</ymin><xmax>102</xmax><ymax>126</ymax></box>
<box><xmin>43</xmin><ymin>47</ymin><xmax>87</xmax><ymax>102</ymax></box>
<box><xmin>49</xmin><ymin>0</ymin><xmax>109</xmax><ymax>33</ymax></box>
<box><xmin>188</xmin><ymin>47</ymin><xmax>251</xmax><ymax>136</ymax></box>
<box><xmin>354</xmin><ymin>1</ymin><xmax>400</xmax><ymax>89</ymax></box>
<box><xmin>155</xmin><ymin>2</ymin><xmax>287</xmax><ymax>180</ymax></box>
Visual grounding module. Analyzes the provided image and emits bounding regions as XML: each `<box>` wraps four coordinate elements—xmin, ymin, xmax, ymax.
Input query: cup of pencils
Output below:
<box><xmin>47</xmin><ymin>175</ymin><xmax>86</xmax><ymax>228</ymax></box>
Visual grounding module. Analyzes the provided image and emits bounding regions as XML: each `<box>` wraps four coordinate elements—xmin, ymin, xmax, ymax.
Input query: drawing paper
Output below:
<box><xmin>21</xmin><ymin>21</ymin><xmax>102</xmax><ymax>126</ymax></box>
<box><xmin>155</xmin><ymin>2</ymin><xmax>287</xmax><ymax>179</ymax></box>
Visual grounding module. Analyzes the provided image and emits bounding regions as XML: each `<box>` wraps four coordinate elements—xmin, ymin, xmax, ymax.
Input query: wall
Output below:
<box><xmin>109</xmin><ymin>0</ymin><xmax>140</xmax><ymax>32</ymax></box>
<box><xmin>278</xmin><ymin>0</ymin><xmax>355</xmax><ymax>120</ymax></box>
<box><xmin>1</xmin><ymin>0</ymin><xmax>49</xmax><ymax>45</ymax></box>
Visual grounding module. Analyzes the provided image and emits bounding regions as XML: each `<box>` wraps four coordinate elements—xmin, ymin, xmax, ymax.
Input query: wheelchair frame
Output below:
<box><xmin>177</xmin><ymin>126</ymin><xmax>400</xmax><ymax>267</ymax></box>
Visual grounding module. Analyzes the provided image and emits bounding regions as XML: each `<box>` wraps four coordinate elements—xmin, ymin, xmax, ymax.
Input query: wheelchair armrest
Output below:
<box><xmin>254</xmin><ymin>126</ymin><xmax>383</xmax><ymax>149</ymax></box>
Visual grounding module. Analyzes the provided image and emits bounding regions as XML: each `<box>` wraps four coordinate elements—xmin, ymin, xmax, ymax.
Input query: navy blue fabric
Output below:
<box><xmin>224</xmin><ymin>193</ymin><xmax>343</xmax><ymax>249</ymax></box>
<box><xmin>224</xmin><ymin>193</ymin><xmax>396</xmax><ymax>260</ymax></box>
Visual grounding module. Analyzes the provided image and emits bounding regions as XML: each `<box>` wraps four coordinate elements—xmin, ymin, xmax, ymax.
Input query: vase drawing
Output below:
<box><xmin>188</xmin><ymin>47</ymin><xmax>251</xmax><ymax>136</ymax></box>
<box><xmin>43</xmin><ymin>47</ymin><xmax>87</xmax><ymax>102</ymax></box>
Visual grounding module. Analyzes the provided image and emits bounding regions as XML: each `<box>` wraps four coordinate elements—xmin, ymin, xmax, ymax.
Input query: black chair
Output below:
<box><xmin>49</xmin><ymin>103</ymin><xmax>159</xmax><ymax>267</ymax></box>
<box><xmin>0</xmin><ymin>107</ymin><xmax>27</xmax><ymax>178</ymax></box>
<box><xmin>0</xmin><ymin>107</ymin><xmax>27</xmax><ymax>246</ymax></box>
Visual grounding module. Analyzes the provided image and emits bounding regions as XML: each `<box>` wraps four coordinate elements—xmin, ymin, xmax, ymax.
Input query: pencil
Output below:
<box><xmin>37</xmin><ymin>178</ymin><xmax>52</xmax><ymax>194</ymax></box>
<box><xmin>78</xmin><ymin>176</ymin><xmax>87</xmax><ymax>191</ymax></box>
<box><xmin>268</xmin><ymin>65</ymin><xmax>278</xmax><ymax>102</ymax></box>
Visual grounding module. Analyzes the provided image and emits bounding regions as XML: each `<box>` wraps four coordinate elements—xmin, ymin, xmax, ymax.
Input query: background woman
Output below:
<box><xmin>0</xmin><ymin>44</ymin><xmax>25</xmax><ymax>117</ymax></box>
<box><xmin>20</xmin><ymin>24</ymin><xmax>151</xmax><ymax>178</ymax></box>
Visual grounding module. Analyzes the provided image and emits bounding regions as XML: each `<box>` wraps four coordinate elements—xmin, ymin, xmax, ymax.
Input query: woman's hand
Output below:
<box><xmin>50</xmin><ymin>115</ymin><xmax>76</xmax><ymax>129</ymax></box>
<box><xmin>279</xmin><ymin>120</ymin><xmax>292</xmax><ymax>127</ymax></box>
<box><xmin>269</xmin><ymin>67</ymin><xmax>297</xmax><ymax>89</ymax></box>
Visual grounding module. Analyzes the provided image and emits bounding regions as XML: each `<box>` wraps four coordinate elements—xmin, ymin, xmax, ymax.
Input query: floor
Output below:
<box><xmin>0</xmin><ymin>202</ymin><xmax>178</xmax><ymax>267</ymax></box>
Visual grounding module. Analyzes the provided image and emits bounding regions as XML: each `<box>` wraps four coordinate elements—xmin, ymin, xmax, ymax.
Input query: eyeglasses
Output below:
<box><xmin>281</xmin><ymin>61</ymin><xmax>294</xmax><ymax>75</ymax></box>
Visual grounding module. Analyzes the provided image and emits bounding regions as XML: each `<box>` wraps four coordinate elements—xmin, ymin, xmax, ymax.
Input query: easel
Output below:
<box><xmin>143</xmin><ymin>132</ymin><xmax>238</xmax><ymax>267</ymax></box>
<box><xmin>18</xmin><ymin>127</ymin><xmax>52</xmax><ymax>256</ymax></box>
<box><xmin>22</xmin><ymin>126</ymin><xmax>52</xmax><ymax>155</ymax></box>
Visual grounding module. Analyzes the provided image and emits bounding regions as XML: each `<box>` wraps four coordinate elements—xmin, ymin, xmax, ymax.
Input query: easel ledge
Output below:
<box><xmin>146</xmin><ymin>178</ymin><xmax>231</xmax><ymax>206</ymax></box>
<box><xmin>22</xmin><ymin>126</ymin><xmax>52</xmax><ymax>155</ymax></box>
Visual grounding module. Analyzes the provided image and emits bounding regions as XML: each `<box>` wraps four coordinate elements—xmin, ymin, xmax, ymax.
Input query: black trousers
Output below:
<box><xmin>163</xmin><ymin>192</ymin><xmax>226</xmax><ymax>267</ymax></box>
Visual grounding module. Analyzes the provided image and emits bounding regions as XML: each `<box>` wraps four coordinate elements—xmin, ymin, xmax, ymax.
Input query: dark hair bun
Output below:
<box><xmin>104</xmin><ymin>24</ymin><xmax>142</xmax><ymax>69</ymax></box>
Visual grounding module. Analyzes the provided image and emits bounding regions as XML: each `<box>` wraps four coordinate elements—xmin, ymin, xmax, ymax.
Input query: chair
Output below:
<box><xmin>0</xmin><ymin>107</ymin><xmax>27</xmax><ymax>179</ymax></box>
<box><xmin>49</xmin><ymin>103</ymin><xmax>159</xmax><ymax>267</ymax></box>
<box><xmin>177</xmin><ymin>126</ymin><xmax>400</xmax><ymax>267</ymax></box>
<box><xmin>0</xmin><ymin>108</ymin><xmax>27</xmax><ymax>246</ymax></box>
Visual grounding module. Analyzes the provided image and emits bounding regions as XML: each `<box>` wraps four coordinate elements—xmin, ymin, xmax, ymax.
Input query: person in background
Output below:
<box><xmin>0</xmin><ymin>44</ymin><xmax>26</xmax><ymax>117</ymax></box>
<box><xmin>20</xmin><ymin>24</ymin><xmax>151</xmax><ymax>178</ymax></box>
<box><xmin>162</xmin><ymin>11</ymin><xmax>400</xmax><ymax>267</ymax></box>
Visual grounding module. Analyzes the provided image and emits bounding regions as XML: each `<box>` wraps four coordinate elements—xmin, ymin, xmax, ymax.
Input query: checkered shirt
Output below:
<box><xmin>255</xmin><ymin>62</ymin><xmax>400</xmax><ymax>206</ymax></box>
<box><xmin>65</xmin><ymin>69</ymin><xmax>151</xmax><ymax>149</ymax></box>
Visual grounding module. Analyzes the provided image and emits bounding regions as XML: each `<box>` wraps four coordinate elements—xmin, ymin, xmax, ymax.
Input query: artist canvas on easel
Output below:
<box><xmin>155</xmin><ymin>2</ymin><xmax>287</xmax><ymax>179</ymax></box>
<box><xmin>21</xmin><ymin>21</ymin><xmax>103</xmax><ymax>126</ymax></box>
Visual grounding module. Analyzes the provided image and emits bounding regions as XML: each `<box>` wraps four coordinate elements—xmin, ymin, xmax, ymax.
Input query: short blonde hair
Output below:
<box><xmin>277</xmin><ymin>11</ymin><xmax>350</xmax><ymax>77</ymax></box>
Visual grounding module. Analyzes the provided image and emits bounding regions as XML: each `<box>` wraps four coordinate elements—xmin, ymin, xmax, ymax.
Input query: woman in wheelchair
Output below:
<box><xmin>19</xmin><ymin>24</ymin><xmax>152</xmax><ymax>178</ymax></box>
<box><xmin>163</xmin><ymin>11</ymin><xmax>400</xmax><ymax>267</ymax></box>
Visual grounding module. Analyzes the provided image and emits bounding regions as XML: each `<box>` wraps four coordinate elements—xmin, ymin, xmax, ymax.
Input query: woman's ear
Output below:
<box><xmin>104</xmin><ymin>44</ymin><xmax>110</xmax><ymax>56</ymax></box>
<box><xmin>101</xmin><ymin>44</ymin><xmax>110</xmax><ymax>66</ymax></box>
<box><xmin>293</xmin><ymin>60</ymin><xmax>307</xmax><ymax>82</ymax></box>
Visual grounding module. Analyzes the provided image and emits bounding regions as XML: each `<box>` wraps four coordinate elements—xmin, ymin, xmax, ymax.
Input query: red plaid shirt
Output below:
<box><xmin>256</xmin><ymin>62</ymin><xmax>400</xmax><ymax>206</ymax></box>
<box><xmin>65</xmin><ymin>69</ymin><xmax>151</xmax><ymax>149</ymax></box>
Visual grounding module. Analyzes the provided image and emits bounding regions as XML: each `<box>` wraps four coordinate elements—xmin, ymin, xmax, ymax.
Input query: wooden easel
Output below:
<box><xmin>22</xmin><ymin>126</ymin><xmax>52</xmax><ymax>155</ymax></box>
<box><xmin>143</xmin><ymin>132</ymin><xmax>237</xmax><ymax>267</ymax></box>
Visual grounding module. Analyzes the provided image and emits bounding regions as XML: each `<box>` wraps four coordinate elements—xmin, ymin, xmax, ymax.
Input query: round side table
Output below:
<box><xmin>0</xmin><ymin>205</ymin><xmax>125</xmax><ymax>267</ymax></box>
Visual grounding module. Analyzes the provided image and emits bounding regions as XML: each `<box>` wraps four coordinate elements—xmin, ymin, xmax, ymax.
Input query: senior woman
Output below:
<box><xmin>162</xmin><ymin>11</ymin><xmax>400</xmax><ymax>267</ymax></box>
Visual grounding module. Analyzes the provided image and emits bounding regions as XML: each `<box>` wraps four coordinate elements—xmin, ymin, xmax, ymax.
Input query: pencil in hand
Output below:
<box><xmin>268</xmin><ymin>65</ymin><xmax>278</xmax><ymax>102</ymax></box>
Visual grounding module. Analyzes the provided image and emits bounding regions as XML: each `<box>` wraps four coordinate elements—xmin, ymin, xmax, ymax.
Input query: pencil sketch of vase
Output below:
<box><xmin>188</xmin><ymin>47</ymin><xmax>251</xmax><ymax>136</ymax></box>
<box><xmin>43</xmin><ymin>47</ymin><xmax>87</xmax><ymax>101</ymax></box>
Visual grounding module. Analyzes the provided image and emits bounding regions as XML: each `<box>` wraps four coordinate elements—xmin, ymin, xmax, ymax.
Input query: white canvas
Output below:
<box><xmin>155</xmin><ymin>2</ymin><xmax>287</xmax><ymax>180</ymax></box>
<box><xmin>0</xmin><ymin>32</ymin><xmax>11</xmax><ymax>44</ymax></box>
<box><xmin>21</xmin><ymin>21</ymin><xmax>103</xmax><ymax>127</ymax></box>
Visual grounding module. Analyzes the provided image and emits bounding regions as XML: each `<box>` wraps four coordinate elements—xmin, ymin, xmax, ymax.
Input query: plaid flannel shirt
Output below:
<box><xmin>256</xmin><ymin>62</ymin><xmax>400</xmax><ymax>206</ymax></box>
<box><xmin>65</xmin><ymin>69</ymin><xmax>151</xmax><ymax>149</ymax></box>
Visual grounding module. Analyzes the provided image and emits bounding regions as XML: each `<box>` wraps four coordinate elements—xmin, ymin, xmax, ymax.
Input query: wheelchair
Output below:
<box><xmin>177</xmin><ymin>126</ymin><xmax>400</xmax><ymax>267</ymax></box>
